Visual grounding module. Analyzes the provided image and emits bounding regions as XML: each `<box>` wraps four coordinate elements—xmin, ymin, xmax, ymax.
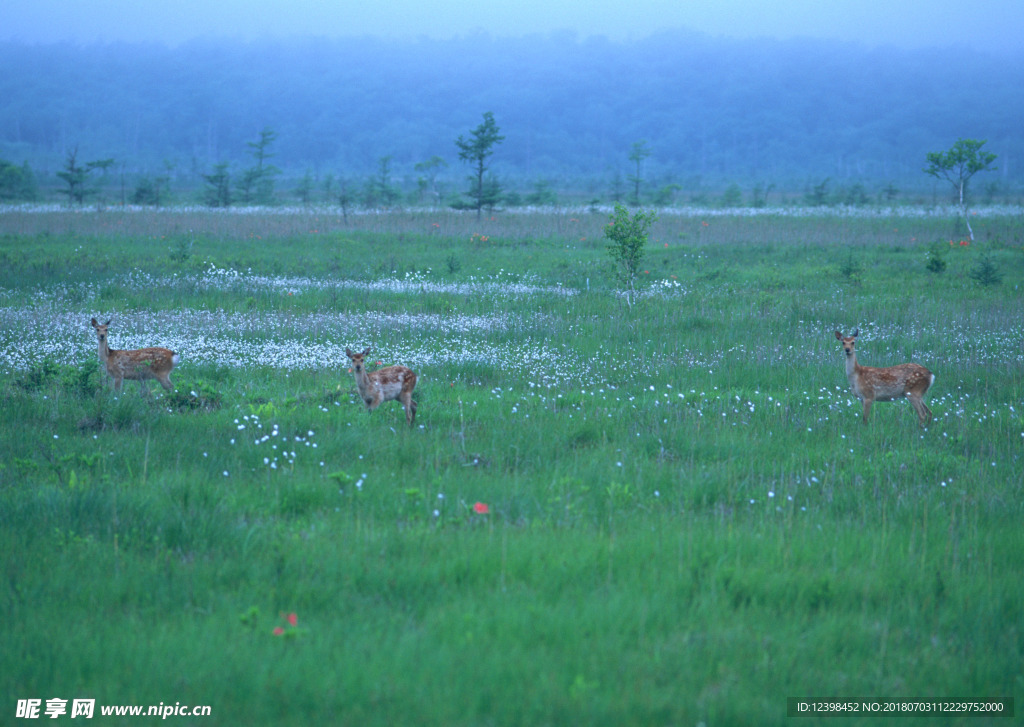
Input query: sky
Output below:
<box><xmin>2</xmin><ymin>0</ymin><xmax>1023</xmax><ymax>54</ymax></box>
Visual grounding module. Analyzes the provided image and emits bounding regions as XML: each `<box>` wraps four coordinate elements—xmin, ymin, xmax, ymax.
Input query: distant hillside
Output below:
<box><xmin>1</xmin><ymin>32</ymin><xmax>1021</xmax><ymax>197</ymax></box>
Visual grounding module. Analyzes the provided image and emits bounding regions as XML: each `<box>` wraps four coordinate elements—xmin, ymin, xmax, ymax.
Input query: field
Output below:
<box><xmin>1</xmin><ymin>205</ymin><xmax>1022</xmax><ymax>725</ymax></box>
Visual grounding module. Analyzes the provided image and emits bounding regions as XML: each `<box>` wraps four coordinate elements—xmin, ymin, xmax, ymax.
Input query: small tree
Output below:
<box><xmin>0</xmin><ymin>159</ymin><xmax>38</xmax><ymax>201</ymax></box>
<box><xmin>336</xmin><ymin>177</ymin><xmax>353</xmax><ymax>223</ymax></box>
<box><xmin>56</xmin><ymin>148</ymin><xmax>113</xmax><ymax>205</ymax></box>
<box><xmin>414</xmin><ymin>155</ymin><xmax>447</xmax><ymax>204</ymax></box>
<box><xmin>604</xmin><ymin>203</ymin><xmax>657</xmax><ymax>308</ymax></box>
<box><xmin>805</xmin><ymin>178</ymin><xmax>831</xmax><ymax>206</ymax></box>
<box><xmin>240</xmin><ymin>127</ymin><xmax>280</xmax><ymax>205</ymax></box>
<box><xmin>235</xmin><ymin>167</ymin><xmax>261</xmax><ymax>205</ymax></box>
<box><xmin>375</xmin><ymin>156</ymin><xmax>400</xmax><ymax>207</ymax></box>
<box><xmin>924</xmin><ymin>138</ymin><xmax>997</xmax><ymax>241</ymax></box>
<box><xmin>627</xmin><ymin>140</ymin><xmax>650</xmax><ymax>205</ymax></box>
<box><xmin>294</xmin><ymin>170</ymin><xmax>314</xmax><ymax>206</ymax></box>
<box><xmin>525</xmin><ymin>178</ymin><xmax>557</xmax><ymax>206</ymax></box>
<box><xmin>201</xmin><ymin>163</ymin><xmax>232</xmax><ymax>208</ymax></box>
<box><xmin>453</xmin><ymin>112</ymin><xmax>505</xmax><ymax>219</ymax></box>
<box><xmin>720</xmin><ymin>183</ymin><xmax>743</xmax><ymax>208</ymax></box>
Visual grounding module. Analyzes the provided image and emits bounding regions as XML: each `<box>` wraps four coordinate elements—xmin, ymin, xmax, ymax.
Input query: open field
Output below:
<box><xmin>1</xmin><ymin>207</ymin><xmax>1022</xmax><ymax>725</ymax></box>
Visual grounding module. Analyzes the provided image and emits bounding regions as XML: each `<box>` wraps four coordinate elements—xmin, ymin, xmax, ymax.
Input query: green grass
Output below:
<box><xmin>1</xmin><ymin>208</ymin><xmax>1022</xmax><ymax>725</ymax></box>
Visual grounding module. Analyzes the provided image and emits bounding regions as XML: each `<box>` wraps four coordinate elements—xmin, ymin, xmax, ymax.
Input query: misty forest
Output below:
<box><xmin>1</xmin><ymin>30</ymin><xmax>1023</xmax><ymax>206</ymax></box>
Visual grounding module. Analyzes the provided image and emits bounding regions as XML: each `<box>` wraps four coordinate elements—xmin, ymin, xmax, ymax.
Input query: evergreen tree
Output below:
<box><xmin>453</xmin><ymin>112</ymin><xmax>505</xmax><ymax>219</ymax></box>
<box><xmin>201</xmin><ymin>163</ymin><xmax>232</xmax><ymax>207</ymax></box>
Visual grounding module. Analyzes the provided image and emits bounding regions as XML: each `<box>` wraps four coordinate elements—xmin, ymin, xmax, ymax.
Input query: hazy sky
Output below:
<box><xmin>3</xmin><ymin>0</ymin><xmax>1023</xmax><ymax>54</ymax></box>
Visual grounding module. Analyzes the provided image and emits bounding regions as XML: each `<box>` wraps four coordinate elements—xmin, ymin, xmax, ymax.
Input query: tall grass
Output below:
<box><xmin>1</xmin><ymin>209</ymin><xmax>1021</xmax><ymax>725</ymax></box>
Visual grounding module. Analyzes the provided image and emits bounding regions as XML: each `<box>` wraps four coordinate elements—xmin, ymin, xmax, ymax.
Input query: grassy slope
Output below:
<box><xmin>0</xmin><ymin>209</ymin><xmax>1022</xmax><ymax>726</ymax></box>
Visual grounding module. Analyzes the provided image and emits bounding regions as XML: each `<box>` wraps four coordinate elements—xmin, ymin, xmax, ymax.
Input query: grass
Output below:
<box><xmin>1</xmin><ymin>207</ymin><xmax>1022</xmax><ymax>725</ymax></box>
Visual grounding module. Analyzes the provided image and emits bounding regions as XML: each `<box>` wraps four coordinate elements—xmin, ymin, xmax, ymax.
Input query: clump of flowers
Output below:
<box><xmin>272</xmin><ymin>612</ymin><xmax>303</xmax><ymax>639</ymax></box>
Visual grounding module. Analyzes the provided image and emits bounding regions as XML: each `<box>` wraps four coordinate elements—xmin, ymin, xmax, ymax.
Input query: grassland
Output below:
<box><xmin>1</xmin><ymin>205</ymin><xmax>1022</xmax><ymax>725</ymax></box>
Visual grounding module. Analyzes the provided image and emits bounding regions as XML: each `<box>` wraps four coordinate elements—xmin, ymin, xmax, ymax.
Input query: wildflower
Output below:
<box><xmin>272</xmin><ymin>627</ymin><xmax>285</xmax><ymax>636</ymax></box>
<box><xmin>287</xmin><ymin>613</ymin><xmax>298</xmax><ymax>627</ymax></box>
<box><xmin>473</xmin><ymin>502</ymin><xmax>489</xmax><ymax>514</ymax></box>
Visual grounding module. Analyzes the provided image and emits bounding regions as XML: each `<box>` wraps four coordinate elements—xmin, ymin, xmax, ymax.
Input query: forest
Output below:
<box><xmin>1</xmin><ymin>30</ymin><xmax>1022</xmax><ymax>204</ymax></box>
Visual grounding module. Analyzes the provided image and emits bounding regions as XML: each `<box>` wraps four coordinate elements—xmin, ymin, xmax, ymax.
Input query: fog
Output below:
<box><xmin>4</xmin><ymin>0</ymin><xmax>1024</xmax><ymax>54</ymax></box>
<box><xmin>1</xmin><ymin>2</ymin><xmax>1022</xmax><ymax>203</ymax></box>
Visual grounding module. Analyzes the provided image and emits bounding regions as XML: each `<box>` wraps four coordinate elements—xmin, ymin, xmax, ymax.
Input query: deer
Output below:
<box><xmin>345</xmin><ymin>346</ymin><xmax>418</xmax><ymax>426</ymax></box>
<box><xmin>91</xmin><ymin>318</ymin><xmax>180</xmax><ymax>394</ymax></box>
<box><xmin>834</xmin><ymin>329</ymin><xmax>934</xmax><ymax>426</ymax></box>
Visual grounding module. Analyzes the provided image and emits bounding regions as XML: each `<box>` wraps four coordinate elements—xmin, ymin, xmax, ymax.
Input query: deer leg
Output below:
<box><xmin>400</xmin><ymin>391</ymin><xmax>416</xmax><ymax>426</ymax></box>
<box><xmin>159</xmin><ymin>375</ymin><xmax>173</xmax><ymax>391</ymax></box>
<box><xmin>861</xmin><ymin>398</ymin><xmax>872</xmax><ymax>424</ymax></box>
<box><xmin>909</xmin><ymin>395</ymin><xmax>932</xmax><ymax>426</ymax></box>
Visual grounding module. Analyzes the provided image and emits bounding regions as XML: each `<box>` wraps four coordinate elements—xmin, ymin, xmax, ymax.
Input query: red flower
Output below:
<box><xmin>287</xmin><ymin>613</ymin><xmax>298</xmax><ymax>627</ymax></box>
<box><xmin>473</xmin><ymin>502</ymin><xmax>489</xmax><ymax>514</ymax></box>
<box><xmin>272</xmin><ymin>627</ymin><xmax>285</xmax><ymax>636</ymax></box>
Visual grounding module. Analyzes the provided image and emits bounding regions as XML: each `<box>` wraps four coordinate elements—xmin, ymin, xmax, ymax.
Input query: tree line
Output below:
<box><xmin>1</xmin><ymin>32</ymin><xmax>1020</xmax><ymax>205</ymax></box>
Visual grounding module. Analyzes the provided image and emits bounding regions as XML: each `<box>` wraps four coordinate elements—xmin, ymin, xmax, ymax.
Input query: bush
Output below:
<box><xmin>604</xmin><ymin>204</ymin><xmax>657</xmax><ymax>308</ymax></box>
<box><xmin>925</xmin><ymin>242</ymin><xmax>947</xmax><ymax>274</ymax></box>
<box><xmin>969</xmin><ymin>254</ymin><xmax>1002</xmax><ymax>287</ymax></box>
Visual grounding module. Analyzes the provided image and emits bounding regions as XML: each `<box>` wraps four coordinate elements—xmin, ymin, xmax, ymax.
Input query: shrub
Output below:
<box><xmin>925</xmin><ymin>242</ymin><xmax>947</xmax><ymax>274</ymax></box>
<box><xmin>969</xmin><ymin>254</ymin><xmax>1002</xmax><ymax>287</ymax></box>
<box><xmin>604</xmin><ymin>204</ymin><xmax>657</xmax><ymax>308</ymax></box>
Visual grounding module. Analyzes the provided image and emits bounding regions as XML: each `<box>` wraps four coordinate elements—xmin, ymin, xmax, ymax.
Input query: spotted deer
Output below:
<box><xmin>834</xmin><ymin>329</ymin><xmax>934</xmax><ymax>426</ymax></box>
<box><xmin>91</xmin><ymin>318</ymin><xmax>180</xmax><ymax>393</ymax></box>
<box><xmin>345</xmin><ymin>347</ymin><xmax>417</xmax><ymax>426</ymax></box>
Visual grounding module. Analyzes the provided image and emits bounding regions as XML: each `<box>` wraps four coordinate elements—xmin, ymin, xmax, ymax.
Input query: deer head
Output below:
<box><xmin>345</xmin><ymin>346</ymin><xmax>373</xmax><ymax>374</ymax></box>
<box><xmin>834</xmin><ymin>328</ymin><xmax>859</xmax><ymax>357</ymax></box>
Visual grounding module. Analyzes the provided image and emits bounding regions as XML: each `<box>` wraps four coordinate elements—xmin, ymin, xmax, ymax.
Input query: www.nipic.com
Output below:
<box><xmin>16</xmin><ymin>699</ymin><xmax>212</xmax><ymax>719</ymax></box>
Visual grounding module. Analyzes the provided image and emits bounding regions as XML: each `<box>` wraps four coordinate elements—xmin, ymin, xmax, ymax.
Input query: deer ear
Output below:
<box><xmin>852</xmin><ymin>328</ymin><xmax>859</xmax><ymax>338</ymax></box>
<box><xmin>362</xmin><ymin>347</ymin><xmax>372</xmax><ymax>356</ymax></box>
<box><xmin>91</xmin><ymin>318</ymin><xmax>98</xmax><ymax>328</ymax></box>
<box><xmin>105</xmin><ymin>319</ymin><xmax>112</xmax><ymax>326</ymax></box>
<box><xmin>345</xmin><ymin>348</ymin><xmax>354</xmax><ymax>357</ymax></box>
<box><xmin>834</xmin><ymin>330</ymin><xmax>842</xmax><ymax>340</ymax></box>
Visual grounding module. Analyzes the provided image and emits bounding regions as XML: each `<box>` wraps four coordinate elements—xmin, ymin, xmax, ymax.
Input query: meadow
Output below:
<box><xmin>0</xmin><ymin>205</ymin><xmax>1022</xmax><ymax>725</ymax></box>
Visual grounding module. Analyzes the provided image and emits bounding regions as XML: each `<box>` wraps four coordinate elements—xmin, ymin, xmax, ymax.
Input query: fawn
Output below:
<box><xmin>834</xmin><ymin>329</ymin><xmax>934</xmax><ymax>426</ymax></box>
<box><xmin>91</xmin><ymin>318</ymin><xmax>180</xmax><ymax>393</ymax></box>
<box><xmin>345</xmin><ymin>347</ymin><xmax>418</xmax><ymax>426</ymax></box>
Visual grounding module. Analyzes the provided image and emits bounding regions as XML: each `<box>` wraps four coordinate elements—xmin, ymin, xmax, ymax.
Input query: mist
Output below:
<box><xmin>4</xmin><ymin>0</ymin><xmax>1024</xmax><ymax>53</ymax></box>
<box><xmin>1</xmin><ymin>1</ymin><xmax>1022</xmax><ymax>204</ymax></box>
